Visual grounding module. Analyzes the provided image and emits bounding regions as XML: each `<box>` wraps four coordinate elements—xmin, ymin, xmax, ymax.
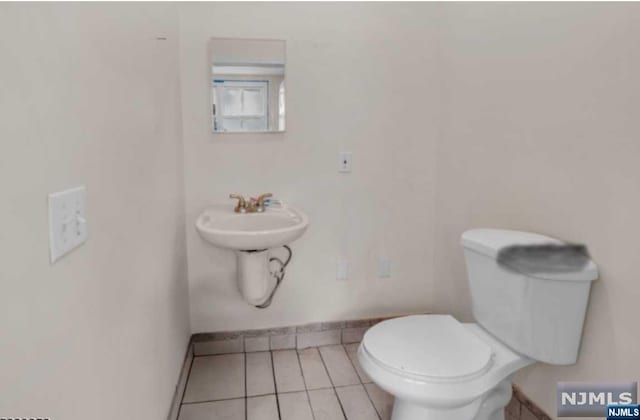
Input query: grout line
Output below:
<box><xmin>295</xmin><ymin>349</ymin><xmax>317</xmax><ymax>420</ymax></box>
<box><xmin>342</xmin><ymin>343</ymin><xmax>360</xmax><ymax>380</ymax></box>
<box><xmin>280</xmin><ymin>389</ymin><xmax>334</xmax><ymax>397</ymax></box>
<box><xmin>330</xmin><ymin>386</ymin><xmax>349</xmax><ymax>420</ymax></box>
<box><xmin>317</xmin><ymin>347</ymin><xmax>349</xmax><ymax>420</ymax></box>
<box><xmin>316</xmin><ymin>347</ymin><xmax>337</xmax><ymax>388</ymax></box>
<box><xmin>182</xmin><ymin>391</ymin><xmax>301</xmax><ymax>406</ymax></box>
<box><xmin>181</xmin><ymin>396</ymin><xmax>246</xmax><ymax>406</ymax></box>
<box><xmin>182</xmin><ymin>386</ymin><xmax>338</xmax><ymax>406</ymax></box>
<box><xmin>193</xmin><ymin>350</ymin><xmax>246</xmax><ymax>358</ymax></box>
<box><xmin>176</xmin><ymin>347</ymin><xmax>196</xmax><ymax>419</ymax></box>
<box><xmin>340</xmin><ymin>344</ymin><xmax>364</xmax><ymax>386</ymax></box>
<box><xmin>270</xmin><ymin>351</ymin><xmax>283</xmax><ymax>420</ymax></box>
<box><xmin>341</xmin><ymin>343</ymin><xmax>382</xmax><ymax>420</ymax></box>
<box><xmin>333</xmin><ymin>383</ymin><xmax>377</xmax><ymax>391</ymax></box>
<box><xmin>244</xmin><ymin>353</ymin><xmax>248</xmax><ymax>420</ymax></box>
<box><xmin>363</xmin><ymin>383</ymin><xmax>384</xmax><ymax>420</ymax></box>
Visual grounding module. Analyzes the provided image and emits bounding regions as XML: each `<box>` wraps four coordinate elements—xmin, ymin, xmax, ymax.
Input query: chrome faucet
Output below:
<box><xmin>229</xmin><ymin>193</ymin><xmax>272</xmax><ymax>213</ymax></box>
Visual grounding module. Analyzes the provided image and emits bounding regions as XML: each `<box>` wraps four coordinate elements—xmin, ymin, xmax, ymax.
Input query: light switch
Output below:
<box><xmin>48</xmin><ymin>186</ymin><xmax>87</xmax><ymax>263</ymax></box>
<box><xmin>338</xmin><ymin>151</ymin><xmax>352</xmax><ymax>173</ymax></box>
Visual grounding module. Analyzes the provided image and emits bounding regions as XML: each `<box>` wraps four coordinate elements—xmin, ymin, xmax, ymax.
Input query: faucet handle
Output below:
<box><xmin>250</xmin><ymin>193</ymin><xmax>272</xmax><ymax>212</ymax></box>
<box><xmin>255</xmin><ymin>193</ymin><xmax>273</xmax><ymax>206</ymax></box>
<box><xmin>229</xmin><ymin>194</ymin><xmax>247</xmax><ymax>213</ymax></box>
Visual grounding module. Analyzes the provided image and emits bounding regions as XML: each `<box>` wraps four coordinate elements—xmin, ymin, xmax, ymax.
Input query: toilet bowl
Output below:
<box><xmin>358</xmin><ymin>229</ymin><xmax>599</xmax><ymax>420</ymax></box>
<box><xmin>358</xmin><ymin>315</ymin><xmax>534</xmax><ymax>420</ymax></box>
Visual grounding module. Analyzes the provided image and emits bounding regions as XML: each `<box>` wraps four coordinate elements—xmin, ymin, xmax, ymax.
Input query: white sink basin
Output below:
<box><xmin>196</xmin><ymin>204</ymin><xmax>309</xmax><ymax>251</ymax></box>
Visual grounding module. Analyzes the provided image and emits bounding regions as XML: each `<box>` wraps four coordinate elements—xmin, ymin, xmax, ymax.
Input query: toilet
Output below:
<box><xmin>358</xmin><ymin>228</ymin><xmax>598</xmax><ymax>420</ymax></box>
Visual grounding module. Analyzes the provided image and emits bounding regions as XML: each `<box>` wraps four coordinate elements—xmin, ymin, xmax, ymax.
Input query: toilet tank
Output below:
<box><xmin>461</xmin><ymin>229</ymin><xmax>598</xmax><ymax>365</ymax></box>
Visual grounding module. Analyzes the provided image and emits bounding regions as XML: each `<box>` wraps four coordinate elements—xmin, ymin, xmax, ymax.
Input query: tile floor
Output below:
<box><xmin>178</xmin><ymin>343</ymin><xmax>394</xmax><ymax>420</ymax></box>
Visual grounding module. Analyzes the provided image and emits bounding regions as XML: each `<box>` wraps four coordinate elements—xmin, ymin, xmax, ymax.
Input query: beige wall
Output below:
<box><xmin>179</xmin><ymin>3</ymin><xmax>439</xmax><ymax>332</ymax></box>
<box><xmin>435</xmin><ymin>3</ymin><xmax>640</xmax><ymax>417</ymax></box>
<box><xmin>0</xmin><ymin>4</ymin><xmax>189</xmax><ymax>419</ymax></box>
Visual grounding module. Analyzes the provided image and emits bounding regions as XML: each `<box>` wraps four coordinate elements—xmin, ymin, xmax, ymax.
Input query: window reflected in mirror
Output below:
<box><xmin>210</xmin><ymin>38</ymin><xmax>286</xmax><ymax>133</ymax></box>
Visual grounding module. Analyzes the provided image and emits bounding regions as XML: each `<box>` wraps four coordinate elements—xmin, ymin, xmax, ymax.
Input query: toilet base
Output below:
<box><xmin>473</xmin><ymin>379</ymin><xmax>512</xmax><ymax>420</ymax></box>
<box><xmin>391</xmin><ymin>398</ymin><xmax>482</xmax><ymax>420</ymax></box>
<box><xmin>390</xmin><ymin>379</ymin><xmax>512</xmax><ymax>420</ymax></box>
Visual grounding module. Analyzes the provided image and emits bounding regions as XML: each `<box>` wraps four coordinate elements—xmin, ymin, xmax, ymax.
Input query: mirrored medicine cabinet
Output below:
<box><xmin>209</xmin><ymin>38</ymin><xmax>286</xmax><ymax>133</ymax></box>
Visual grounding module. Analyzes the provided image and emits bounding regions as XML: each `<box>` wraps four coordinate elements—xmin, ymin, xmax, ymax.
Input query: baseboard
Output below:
<box><xmin>506</xmin><ymin>384</ymin><xmax>553</xmax><ymax>420</ymax></box>
<box><xmin>190</xmin><ymin>314</ymin><xmax>424</xmax><ymax>356</ymax></box>
<box><xmin>166</xmin><ymin>338</ymin><xmax>194</xmax><ymax>420</ymax></box>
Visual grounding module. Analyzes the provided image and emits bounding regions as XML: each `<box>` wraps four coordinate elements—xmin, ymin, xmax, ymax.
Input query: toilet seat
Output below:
<box><xmin>362</xmin><ymin>315</ymin><xmax>493</xmax><ymax>383</ymax></box>
<box><xmin>358</xmin><ymin>315</ymin><xmax>535</xmax><ymax>419</ymax></box>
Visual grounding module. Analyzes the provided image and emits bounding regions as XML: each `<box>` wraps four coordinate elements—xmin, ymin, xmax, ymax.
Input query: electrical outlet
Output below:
<box><xmin>337</xmin><ymin>259</ymin><xmax>349</xmax><ymax>281</ymax></box>
<box><xmin>378</xmin><ymin>258</ymin><xmax>391</xmax><ymax>278</ymax></box>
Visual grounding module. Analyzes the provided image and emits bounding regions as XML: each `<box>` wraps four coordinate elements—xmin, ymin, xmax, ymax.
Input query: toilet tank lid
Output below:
<box><xmin>461</xmin><ymin>228</ymin><xmax>598</xmax><ymax>282</ymax></box>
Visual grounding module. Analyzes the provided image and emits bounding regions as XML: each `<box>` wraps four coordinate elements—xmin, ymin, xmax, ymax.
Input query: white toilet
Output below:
<box><xmin>358</xmin><ymin>228</ymin><xmax>598</xmax><ymax>420</ymax></box>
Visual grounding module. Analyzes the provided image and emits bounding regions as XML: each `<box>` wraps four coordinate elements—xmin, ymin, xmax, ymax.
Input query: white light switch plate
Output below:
<box><xmin>48</xmin><ymin>186</ymin><xmax>87</xmax><ymax>263</ymax></box>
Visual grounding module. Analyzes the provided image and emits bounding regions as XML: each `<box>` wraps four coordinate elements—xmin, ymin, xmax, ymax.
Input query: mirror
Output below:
<box><xmin>209</xmin><ymin>38</ymin><xmax>286</xmax><ymax>133</ymax></box>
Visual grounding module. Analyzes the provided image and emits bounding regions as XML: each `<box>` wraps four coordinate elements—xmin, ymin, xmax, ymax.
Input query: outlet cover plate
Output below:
<box><xmin>337</xmin><ymin>259</ymin><xmax>349</xmax><ymax>281</ymax></box>
<box><xmin>378</xmin><ymin>258</ymin><xmax>392</xmax><ymax>278</ymax></box>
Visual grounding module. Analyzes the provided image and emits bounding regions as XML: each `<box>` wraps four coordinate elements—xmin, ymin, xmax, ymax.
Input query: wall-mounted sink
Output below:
<box><xmin>196</xmin><ymin>202</ymin><xmax>309</xmax><ymax>307</ymax></box>
<box><xmin>196</xmin><ymin>204</ymin><xmax>309</xmax><ymax>251</ymax></box>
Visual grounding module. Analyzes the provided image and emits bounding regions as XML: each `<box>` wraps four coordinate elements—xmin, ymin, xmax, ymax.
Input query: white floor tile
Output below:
<box><xmin>246</xmin><ymin>351</ymin><xmax>276</xmax><ymax>396</ymax></box>
<box><xmin>183</xmin><ymin>354</ymin><xmax>245</xmax><ymax>403</ymax></box>
<box><xmin>308</xmin><ymin>388</ymin><xmax>347</xmax><ymax>420</ymax></box>
<box><xmin>365</xmin><ymin>383</ymin><xmax>394</xmax><ymax>420</ymax></box>
<box><xmin>298</xmin><ymin>348</ymin><xmax>332</xmax><ymax>390</ymax></box>
<box><xmin>344</xmin><ymin>343</ymin><xmax>372</xmax><ymax>383</ymax></box>
<box><xmin>319</xmin><ymin>345</ymin><xmax>360</xmax><ymax>387</ymax></box>
<box><xmin>247</xmin><ymin>394</ymin><xmax>279</xmax><ymax>420</ymax></box>
<box><xmin>272</xmin><ymin>349</ymin><xmax>306</xmax><ymax>393</ymax></box>
<box><xmin>278</xmin><ymin>391</ymin><xmax>314</xmax><ymax>420</ymax></box>
<box><xmin>178</xmin><ymin>399</ymin><xmax>244</xmax><ymax>420</ymax></box>
<box><xmin>335</xmin><ymin>385</ymin><xmax>380</xmax><ymax>420</ymax></box>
